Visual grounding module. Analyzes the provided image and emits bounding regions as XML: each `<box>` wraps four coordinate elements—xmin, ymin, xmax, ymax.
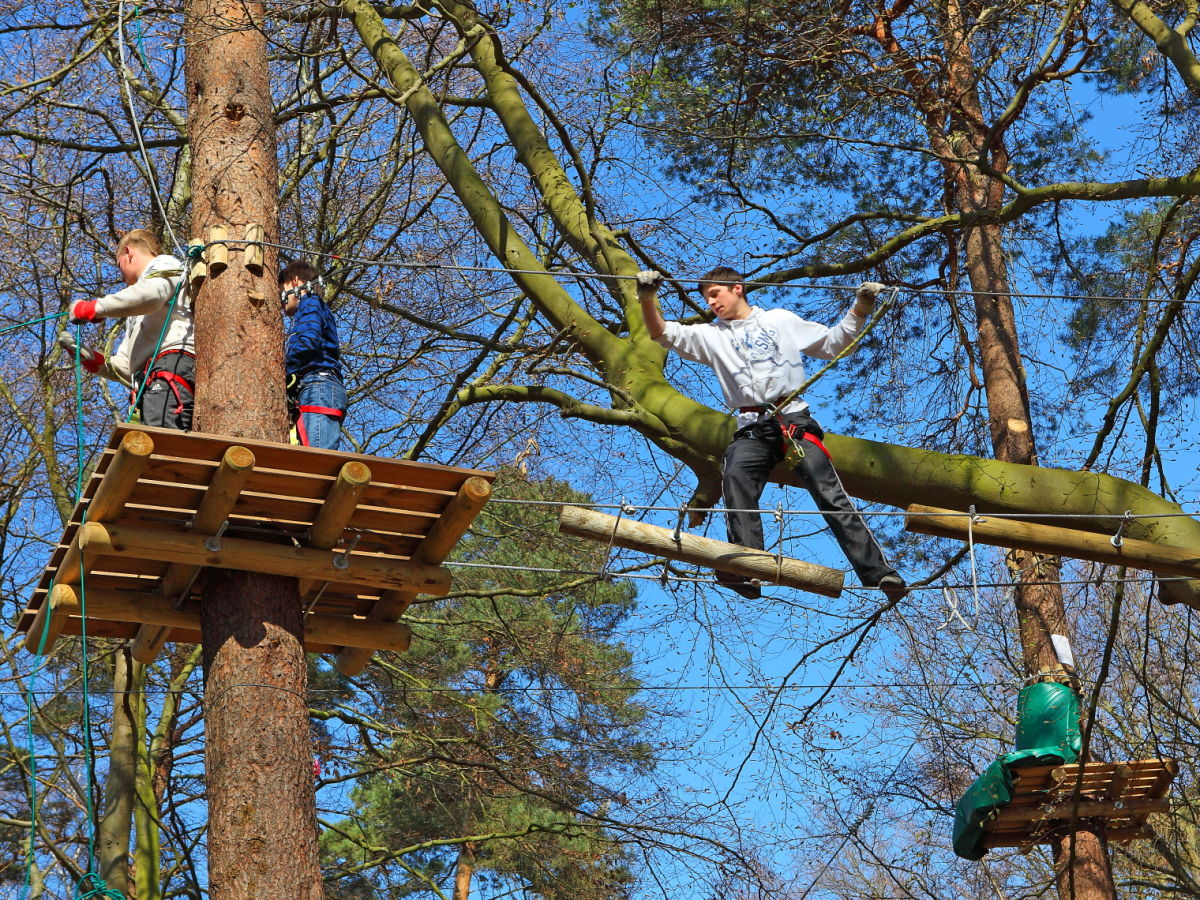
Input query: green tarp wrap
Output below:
<box><xmin>952</xmin><ymin>683</ymin><xmax>1081</xmax><ymax>860</ymax></box>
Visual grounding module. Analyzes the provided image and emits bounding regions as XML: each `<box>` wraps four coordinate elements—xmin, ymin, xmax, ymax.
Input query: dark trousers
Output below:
<box><xmin>722</xmin><ymin>411</ymin><xmax>897</xmax><ymax>586</ymax></box>
<box><xmin>137</xmin><ymin>350</ymin><xmax>194</xmax><ymax>431</ymax></box>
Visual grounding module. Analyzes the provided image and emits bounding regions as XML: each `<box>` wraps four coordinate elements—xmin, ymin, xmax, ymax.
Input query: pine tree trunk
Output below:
<box><xmin>945</xmin><ymin>2</ymin><xmax>1115</xmax><ymax>892</ymax></box>
<box><xmin>183</xmin><ymin>1</ymin><xmax>322</xmax><ymax>896</ymax></box>
<box><xmin>452</xmin><ymin>842</ymin><xmax>476</xmax><ymax>900</ymax></box>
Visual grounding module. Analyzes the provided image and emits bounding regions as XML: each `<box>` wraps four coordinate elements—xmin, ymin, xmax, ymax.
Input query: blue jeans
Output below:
<box><xmin>294</xmin><ymin>369</ymin><xmax>347</xmax><ymax>450</ymax></box>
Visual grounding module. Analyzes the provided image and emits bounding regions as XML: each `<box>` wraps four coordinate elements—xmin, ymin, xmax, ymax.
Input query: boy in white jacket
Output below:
<box><xmin>59</xmin><ymin>229</ymin><xmax>194</xmax><ymax>430</ymax></box>
<box><xmin>638</xmin><ymin>265</ymin><xmax>906</xmax><ymax>601</ymax></box>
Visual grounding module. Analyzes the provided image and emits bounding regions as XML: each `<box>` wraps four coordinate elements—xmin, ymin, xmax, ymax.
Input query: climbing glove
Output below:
<box><xmin>56</xmin><ymin>330</ymin><xmax>105</xmax><ymax>374</ymax></box>
<box><xmin>70</xmin><ymin>299</ymin><xmax>100</xmax><ymax>324</ymax></box>
<box><xmin>852</xmin><ymin>281</ymin><xmax>886</xmax><ymax>317</ymax></box>
<box><xmin>636</xmin><ymin>270</ymin><xmax>663</xmax><ymax>292</ymax></box>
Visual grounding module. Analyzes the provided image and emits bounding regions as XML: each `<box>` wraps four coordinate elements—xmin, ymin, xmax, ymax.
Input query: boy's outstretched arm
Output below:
<box><xmin>636</xmin><ymin>270</ymin><xmax>666</xmax><ymax>340</ymax></box>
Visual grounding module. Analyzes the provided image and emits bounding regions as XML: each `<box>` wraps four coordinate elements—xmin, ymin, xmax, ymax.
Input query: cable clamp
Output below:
<box><xmin>1110</xmin><ymin>509</ymin><xmax>1133</xmax><ymax>548</ymax></box>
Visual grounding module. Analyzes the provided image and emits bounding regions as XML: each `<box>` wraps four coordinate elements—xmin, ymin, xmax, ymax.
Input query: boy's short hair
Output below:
<box><xmin>698</xmin><ymin>266</ymin><xmax>744</xmax><ymax>294</ymax></box>
<box><xmin>115</xmin><ymin>229</ymin><xmax>162</xmax><ymax>259</ymax></box>
<box><xmin>280</xmin><ymin>259</ymin><xmax>320</xmax><ymax>286</ymax></box>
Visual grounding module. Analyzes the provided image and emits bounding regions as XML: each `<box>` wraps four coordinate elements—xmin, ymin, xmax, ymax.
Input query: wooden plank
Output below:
<box><xmin>105</xmin><ymin>471</ymin><xmax>452</xmax><ymax>533</ymax></box>
<box><xmin>63</xmin><ymin>588</ymin><xmax>411</xmax><ymax>652</ymax></box>
<box><xmin>336</xmin><ymin>475</ymin><xmax>492</xmax><ymax>676</ymax></box>
<box><xmin>906</xmin><ymin>504</ymin><xmax>1200</xmax><ymax>600</ymax></box>
<box><xmin>1105</xmin><ymin>825</ymin><xmax>1157</xmax><ymax>843</ymax></box>
<box><xmin>125</xmin><ymin>465</ymin><xmax>457</xmax><ymax>517</ymax></box>
<box><xmin>558</xmin><ymin>505</ymin><xmax>845</xmax><ymax>597</ymax></box>
<box><xmin>77</xmin><ymin>522</ymin><xmax>451</xmax><ymax>596</ymax></box>
<box><xmin>134</xmin><ymin>444</ymin><xmax>258</xmax><ymax>664</ymax></box>
<box><xmin>22</xmin><ymin>585</ymin><xmax>78</xmax><ymax>654</ymax></box>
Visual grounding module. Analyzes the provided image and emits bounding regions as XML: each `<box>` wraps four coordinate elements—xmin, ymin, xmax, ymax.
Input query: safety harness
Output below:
<box><xmin>286</xmin><ymin>372</ymin><xmax>344</xmax><ymax>447</ymax></box>
<box><xmin>134</xmin><ymin>349</ymin><xmax>195</xmax><ymax>418</ymax></box>
<box><xmin>292</xmin><ymin>402</ymin><xmax>344</xmax><ymax>447</ymax></box>
<box><xmin>737</xmin><ymin>398</ymin><xmax>833</xmax><ymax>467</ymax></box>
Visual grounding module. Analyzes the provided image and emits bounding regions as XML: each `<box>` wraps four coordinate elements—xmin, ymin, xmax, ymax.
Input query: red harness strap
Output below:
<box><xmin>295</xmin><ymin>405</ymin><xmax>345</xmax><ymax>447</ymax></box>
<box><xmin>801</xmin><ymin>431</ymin><xmax>832</xmax><ymax>461</ymax></box>
<box><xmin>137</xmin><ymin>350</ymin><xmax>195</xmax><ymax>414</ymax></box>
<box><xmin>778</xmin><ymin>419</ymin><xmax>833</xmax><ymax>462</ymax></box>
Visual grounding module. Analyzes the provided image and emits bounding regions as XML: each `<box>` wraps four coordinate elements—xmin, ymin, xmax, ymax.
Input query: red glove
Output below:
<box><xmin>81</xmin><ymin>350</ymin><xmax>105</xmax><ymax>375</ymax></box>
<box><xmin>70</xmin><ymin>300</ymin><xmax>100</xmax><ymax>323</ymax></box>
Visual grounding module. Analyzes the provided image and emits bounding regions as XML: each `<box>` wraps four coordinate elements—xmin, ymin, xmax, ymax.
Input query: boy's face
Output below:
<box><xmin>281</xmin><ymin>277</ymin><xmax>303</xmax><ymax>316</ymax></box>
<box><xmin>701</xmin><ymin>282</ymin><xmax>750</xmax><ymax>320</ymax></box>
<box><xmin>116</xmin><ymin>245</ymin><xmax>147</xmax><ymax>286</ymax></box>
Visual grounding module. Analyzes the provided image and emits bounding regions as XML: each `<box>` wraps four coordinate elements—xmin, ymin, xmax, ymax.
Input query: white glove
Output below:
<box><xmin>636</xmin><ymin>270</ymin><xmax>663</xmax><ymax>292</ymax></box>
<box><xmin>853</xmin><ymin>281</ymin><xmax>886</xmax><ymax>316</ymax></box>
<box><xmin>57</xmin><ymin>329</ymin><xmax>105</xmax><ymax>373</ymax></box>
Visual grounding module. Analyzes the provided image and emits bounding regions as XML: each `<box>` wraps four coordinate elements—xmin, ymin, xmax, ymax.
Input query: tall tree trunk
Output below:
<box><xmin>97</xmin><ymin>646</ymin><xmax>137</xmax><ymax>896</ymax></box>
<box><xmin>183</xmin><ymin>2</ymin><xmax>322</xmax><ymax>897</ymax></box>
<box><xmin>945</xmin><ymin>2</ymin><xmax>1116</xmax><ymax>895</ymax></box>
<box><xmin>452</xmin><ymin>842</ymin><xmax>476</xmax><ymax>900</ymax></box>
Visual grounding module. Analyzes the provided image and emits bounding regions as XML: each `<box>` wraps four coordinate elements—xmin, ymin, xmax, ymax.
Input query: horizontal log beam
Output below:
<box><xmin>77</xmin><ymin>521</ymin><xmax>450</xmax><ymax>596</ymax></box>
<box><xmin>23</xmin><ymin>584</ymin><xmax>77</xmax><ymax>654</ymax></box>
<box><xmin>558</xmin><ymin>505</ymin><xmax>844</xmax><ymax>598</ymax></box>
<box><xmin>906</xmin><ymin>504</ymin><xmax>1200</xmax><ymax>606</ymax></box>
<box><xmin>39</xmin><ymin>587</ymin><xmax>410</xmax><ymax>653</ymax></box>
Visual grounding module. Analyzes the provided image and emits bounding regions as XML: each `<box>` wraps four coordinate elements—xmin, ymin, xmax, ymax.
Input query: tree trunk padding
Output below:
<box><xmin>953</xmin><ymin>682</ymin><xmax>1081</xmax><ymax>860</ymax></box>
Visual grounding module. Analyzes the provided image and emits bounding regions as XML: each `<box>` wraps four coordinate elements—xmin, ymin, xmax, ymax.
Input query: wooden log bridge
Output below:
<box><xmin>17</xmin><ymin>424</ymin><xmax>494</xmax><ymax>672</ymax></box>
<box><xmin>906</xmin><ymin>504</ymin><xmax>1200</xmax><ymax>609</ymax></box>
<box><xmin>558</xmin><ymin>505</ymin><xmax>844</xmax><ymax>598</ymax></box>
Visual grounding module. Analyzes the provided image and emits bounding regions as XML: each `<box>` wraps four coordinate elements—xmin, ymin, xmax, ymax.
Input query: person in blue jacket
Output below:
<box><xmin>280</xmin><ymin>260</ymin><xmax>346</xmax><ymax>449</ymax></box>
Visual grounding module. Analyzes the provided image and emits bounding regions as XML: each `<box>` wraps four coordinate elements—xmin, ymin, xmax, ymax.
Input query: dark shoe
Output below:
<box><xmin>715</xmin><ymin>570</ymin><xmax>761</xmax><ymax>600</ymax></box>
<box><xmin>878</xmin><ymin>573</ymin><xmax>909</xmax><ymax>603</ymax></box>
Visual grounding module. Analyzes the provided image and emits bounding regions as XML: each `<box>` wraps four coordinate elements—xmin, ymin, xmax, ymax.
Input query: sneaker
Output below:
<box><xmin>878</xmin><ymin>573</ymin><xmax>909</xmax><ymax>603</ymax></box>
<box><xmin>715</xmin><ymin>570</ymin><xmax>762</xmax><ymax>600</ymax></box>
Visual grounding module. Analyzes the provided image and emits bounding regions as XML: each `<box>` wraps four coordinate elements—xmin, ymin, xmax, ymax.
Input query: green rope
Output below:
<box><xmin>131</xmin><ymin>5</ymin><xmax>152</xmax><ymax>73</ymax></box>
<box><xmin>75</xmin><ymin>872</ymin><xmax>124</xmax><ymax>899</ymax></box>
<box><xmin>0</xmin><ymin>310</ymin><xmax>68</xmax><ymax>337</ymax></box>
<box><xmin>21</xmin><ymin>330</ymin><xmax>117</xmax><ymax>898</ymax></box>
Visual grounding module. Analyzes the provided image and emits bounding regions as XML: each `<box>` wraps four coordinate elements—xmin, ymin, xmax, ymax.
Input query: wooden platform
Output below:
<box><xmin>17</xmin><ymin>424</ymin><xmax>493</xmax><ymax>675</ymax></box>
<box><xmin>982</xmin><ymin>759</ymin><xmax>1177</xmax><ymax>849</ymax></box>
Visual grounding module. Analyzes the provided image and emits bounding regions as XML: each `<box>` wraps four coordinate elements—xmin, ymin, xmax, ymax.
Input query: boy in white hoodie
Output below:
<box><xmin>59</xmin><ymin>229</ymin><xmax>194</xmax><ymax>430</ymax></box>
<box><xmin>638</xmin><ymin>265</ymin><xmax>906</xmax><ymax>601</ymax></box>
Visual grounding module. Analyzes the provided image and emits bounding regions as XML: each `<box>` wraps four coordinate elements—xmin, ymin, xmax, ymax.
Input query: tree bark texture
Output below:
<box><xmin>98</xmin><ymin>646</ymin><xmax>136</xmax><ymax>896</ymax></box>
<box><xmin>183</xmin><ymin>2</ymin><xmax>321</xmax><ymax>897</ymax></box>
<box><xmin>944</xmin><ymin>1</ymin><xmax>1115</xmax><ymax>895</ymax></box>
